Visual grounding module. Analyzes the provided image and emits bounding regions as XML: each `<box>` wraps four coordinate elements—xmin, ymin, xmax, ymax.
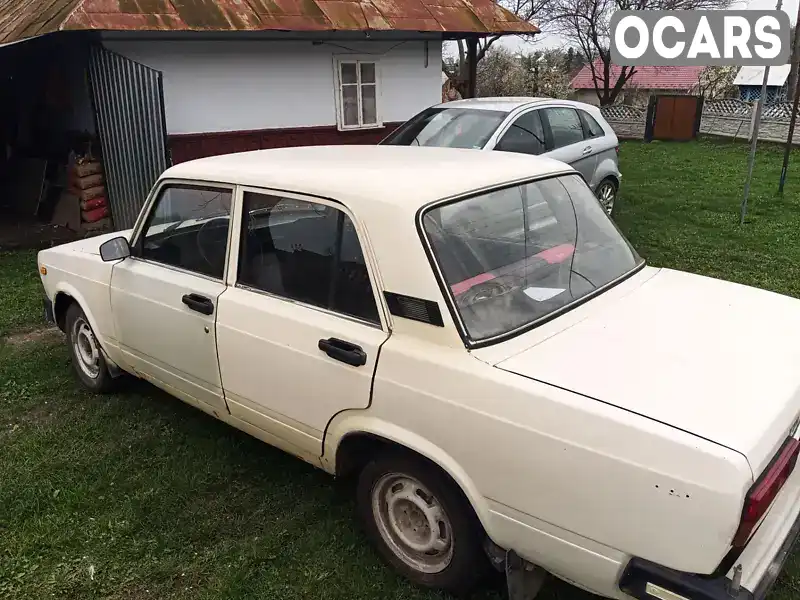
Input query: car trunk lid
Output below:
<box><xmin>493</xmin><ymin>268</ymin><xmax>800</xmax><ymax>476</ymax></box>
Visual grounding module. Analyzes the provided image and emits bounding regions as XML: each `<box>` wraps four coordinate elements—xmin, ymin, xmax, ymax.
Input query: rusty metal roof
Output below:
<box><xmin>0</xmin><ymin>0</ymin><xmax>538</xmax><ymax>45</ymax></box>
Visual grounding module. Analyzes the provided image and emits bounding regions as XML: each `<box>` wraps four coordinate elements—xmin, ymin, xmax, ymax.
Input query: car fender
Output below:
<box><xmin>594</xmin><ymin>155</ymin><xmax>620</xmax><ymax>190</ymax></box>
<box><xmin>323</xmin><ymin>412</ymin><xmax>494</xmax><ymax>531</ymax></box>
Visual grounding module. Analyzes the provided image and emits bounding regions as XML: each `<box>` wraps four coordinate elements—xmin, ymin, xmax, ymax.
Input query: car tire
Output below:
<box><xmin>65</xmin><ymin>303</ymin><xmax>115</xmax><ymax>393</ymax></box>
<box><xmin>356</xmin><ymin>451</ymin><xmax>488</xmax><ymax>595</ymax></box>
<box><xmin>595</xmin><ymin>178</ymin><xmax>618</xmax><ymax>216</ymax></box>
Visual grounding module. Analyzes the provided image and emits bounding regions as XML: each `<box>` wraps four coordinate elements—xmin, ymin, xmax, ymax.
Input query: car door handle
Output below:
<box><xmin>318</xmin><ymin>337</ymin><xmax>367</xmax><ymax>367</ymax></box>
<box><xmin>582</xmin><ymin>146</ymin><xmax>593</xmax><ymax>155</ymax></box>
<box><xmin>182</xmin><ymin>293</ymin><xmax>214</xmax><ymax>315</ymax></box>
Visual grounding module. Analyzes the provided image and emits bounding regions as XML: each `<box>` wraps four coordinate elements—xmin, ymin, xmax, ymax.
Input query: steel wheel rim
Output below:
<box><xmin>597</xmin><ymin>182</ymin><xmax>616</xmax><ymax>215</ymax></box>
<box><xmin>371</xmin><ymin>473</ymin><xmax>454</xmax><ymax>574</ymax></box>
<box><xmin>72</xmin><ymin>317</ymin><xmax>100</xmax><ymax>379</ymax></box>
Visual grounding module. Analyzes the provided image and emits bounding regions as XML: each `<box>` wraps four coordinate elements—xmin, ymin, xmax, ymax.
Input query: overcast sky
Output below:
<box><xmin>464</xmin><ymin>0</ymin><xmax>800</xmax><ymax>56</ymax></box>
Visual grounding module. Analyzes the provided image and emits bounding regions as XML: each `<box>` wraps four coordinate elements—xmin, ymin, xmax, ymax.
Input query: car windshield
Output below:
<box><xmin>422</xmin><ymin>174</ymin><xmax>643</xmax><ymax>342</ymax></box>
<box><xmin>382</xmin><ymin>107</ymin><xmax>507</xmax><ymax>149</ymax></box>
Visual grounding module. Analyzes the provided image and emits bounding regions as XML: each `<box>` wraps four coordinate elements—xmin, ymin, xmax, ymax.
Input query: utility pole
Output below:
<box><xmin>741</xmin><ymin>0</ymin><xmax>782</xmax><ymax>225</ymax></box>
<box><xmin>778</xmin><ymin>7</ymin><xmax>800</xmax><ymax>194</ymax></box>
<box><xmin>778</xmin><ymin>74</ymin><xmax>800</xmax><ymax>194</ymax></box>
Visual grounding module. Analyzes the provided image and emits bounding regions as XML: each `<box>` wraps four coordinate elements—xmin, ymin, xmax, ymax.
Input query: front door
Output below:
<box><xmin>216</xmin><ymin>190</ymin><xmax>389</xmax><ymax>460</ymax></box>
<box><xmin>110</xmin><ymin>182</ymin><xmax>234</xmax><ymax>414</ymax></box>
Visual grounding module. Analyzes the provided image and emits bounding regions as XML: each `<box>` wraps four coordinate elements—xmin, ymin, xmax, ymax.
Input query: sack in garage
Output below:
<box><xmin>74</xmin><ymin>161</ymin><xmax>102</xmax><ymax>178</ymax></box>
<box><xmin>81</xmin><ymin>205</ymin><xmax>109</xmax><ymax>223</ymax></box>
<box><xmin>72</xmin><ymin>185</ymin><xmax>105</xmax><ymax>202</ymax></box>
<box><xmin>80</xmin><ymin>196</ymin><xmax>107</xmax><ymax>211</ymax></box>
<box><xmin>70</xmin><ymin>173</ymin><xmax>104</xmax><ymax>190</ymax></box>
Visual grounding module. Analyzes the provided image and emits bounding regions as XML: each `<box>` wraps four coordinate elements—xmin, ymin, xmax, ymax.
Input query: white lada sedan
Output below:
<box><xmin>37</xmin><ymin>146</ymin><xmax>800</xmax><ymax>600</ymax></box>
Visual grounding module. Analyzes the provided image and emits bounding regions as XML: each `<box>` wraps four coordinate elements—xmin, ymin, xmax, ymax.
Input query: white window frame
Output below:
<box><xmin>333</xmin><ymin>56</ymin><xmax>382</xmax><ymax>131</ymax></box>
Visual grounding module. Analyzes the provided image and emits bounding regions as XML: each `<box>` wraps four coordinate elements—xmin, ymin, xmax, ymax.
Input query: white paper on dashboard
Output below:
<box><xmin>524</xmin><ymin>287</ymin><xmax>565</xmax><ymax>301</ymax></box>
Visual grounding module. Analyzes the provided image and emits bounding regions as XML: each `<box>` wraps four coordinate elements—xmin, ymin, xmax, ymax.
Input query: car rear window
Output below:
<box><xmin>382</xmin><ymin>107</ymin><xmax>507</xmax><ymax>149</ymax></box>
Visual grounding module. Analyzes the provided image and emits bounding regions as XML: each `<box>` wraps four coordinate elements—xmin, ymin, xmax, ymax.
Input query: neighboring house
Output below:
<box><xmin>0</xmin><ymin>0</ymin><xmax>537</xmax><ymax>229</ymax></box>
<box><xmin>570</xmin><ymin>62</ymin><xmax>706</xmax><ymax>106</ymax></box>
<box><xmin>734</xmin><ymin>65</ymin><xmax>790</xmax><ymax>104</ymax></box>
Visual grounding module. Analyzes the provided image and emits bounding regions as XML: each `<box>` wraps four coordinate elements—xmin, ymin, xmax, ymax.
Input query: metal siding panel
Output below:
<box><xmin>88</xmin><ymin>45</ymin><xmax>168</xmax><ymax>230</ymax></box>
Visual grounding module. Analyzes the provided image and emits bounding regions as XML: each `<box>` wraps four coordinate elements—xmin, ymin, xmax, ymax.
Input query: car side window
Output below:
<box><xmin>542</xmin><ymin>107</ymin><xmax>585</xmax><ymax>149</ymax></box>
<box><xmin>138</xmin><ymin>184</ymin><xmax>232</xmax><ymax>280</ymax></box>
<box><xmin>238</xmin><ymin>191</ymin><xmax>380</xmax><ymax>324</ymax></box>
<box><xmin>578</xmin><ymin>111</ymin><xmax>605</xmax><ymax>138</ymax></box>
<box><xmin>495</xmin><ymin>110</ymin><xmax>546</xmax><ymax>155</ymax></box>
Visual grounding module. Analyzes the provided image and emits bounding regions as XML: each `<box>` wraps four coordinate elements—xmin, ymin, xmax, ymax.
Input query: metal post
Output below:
<box><xmin>467</xmin><ymin>37</ymin><xmax>477</xmax><ymax>99</ymax></box>
<box><xmin>779</xmin><ymin>56</ymin><xmax>800</xmax><ymax>194</ymax></box>
<box><xmin>741</xmin><ymin>0</ymin><xmax>783</xmax><ymax>224</ymax></box>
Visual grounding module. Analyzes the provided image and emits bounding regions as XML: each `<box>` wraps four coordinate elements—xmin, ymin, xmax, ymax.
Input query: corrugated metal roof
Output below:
<box><xmin>733</xmin><ymin>65</ymin><xmax>790</xmax><ymax>87</ymax></box>
<box><xmin>0</xmin><ymin>0</ymin><xmax>538</xmax><ymax>45</ymax></box>
<box><xmin>570</xmin><ymin>61</ymin><xmax>705</xmax><ymax>91</ymax></box>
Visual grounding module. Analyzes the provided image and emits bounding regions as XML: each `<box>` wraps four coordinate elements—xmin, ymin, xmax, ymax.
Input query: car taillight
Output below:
<box><xmin>615</xmin><ymin>145</ymin><xmax>619</xmax><ymax>155</ymax></box>
<box><xmin>732</xmin><ymin>437</ymin><xmax>800</xmax><ymax>547</ymax></box>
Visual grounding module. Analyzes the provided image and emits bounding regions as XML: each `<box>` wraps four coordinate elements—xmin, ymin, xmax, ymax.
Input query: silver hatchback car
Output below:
<box><xmin>380</xmin><ymin>97</ymin><xmax>622</xmax><ymax>215</ymax></box>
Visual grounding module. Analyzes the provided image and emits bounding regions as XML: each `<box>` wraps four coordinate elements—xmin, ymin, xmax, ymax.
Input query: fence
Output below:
<box><xmin>600</xmin><ymin>99</ymin><xmax>800</xmax><ymax>145</ymax></box>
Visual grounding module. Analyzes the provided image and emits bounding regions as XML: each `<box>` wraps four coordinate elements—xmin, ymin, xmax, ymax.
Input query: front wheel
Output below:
<box><xmin>65</xmin><ymin>303</ymin><xmax>115</xmax><ymax>393</ymax></box>
<box><xmin>595</xmin><ymin>178</ymin><xmax>618</xmax><ymax>216</ymax></box>
<box><xmin>356</xmin><ymin>452</ymin><xmax>488</xmax><ymax>595</ymax></box>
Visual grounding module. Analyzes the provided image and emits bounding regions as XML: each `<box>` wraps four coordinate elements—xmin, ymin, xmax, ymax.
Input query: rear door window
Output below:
<box><xmin>578</xmin><ymin>111</ymin><xmax>605</xmax><ymax>138</ymax></box>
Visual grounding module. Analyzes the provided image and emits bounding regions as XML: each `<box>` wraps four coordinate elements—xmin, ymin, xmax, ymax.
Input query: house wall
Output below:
<box><xmin>102</xmin><ymin>39</ymin><xmax>441</xmax><ymax>135</ymax></box>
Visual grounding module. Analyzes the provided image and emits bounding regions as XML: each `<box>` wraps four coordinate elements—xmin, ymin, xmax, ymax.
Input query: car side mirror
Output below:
<box><xmin>99</xmin><ymin>236</ymin><xmax>131</xmax><ymax>262</ymax></box>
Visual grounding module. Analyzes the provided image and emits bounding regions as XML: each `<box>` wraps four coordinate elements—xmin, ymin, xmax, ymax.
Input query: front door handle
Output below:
<box><xmin>582</xmin><ymin>146</ymin><xmax>593</xmax><ymax>155</ymax></box>
<box><xmin>318</xmin><ymin>337</ymin><xmax>367</xmax><ymax>367</ymax></box>
<box><xmin>182</xmin><ymin>293</ymin><xmax>214</xmax><ymax>315</ymax></box>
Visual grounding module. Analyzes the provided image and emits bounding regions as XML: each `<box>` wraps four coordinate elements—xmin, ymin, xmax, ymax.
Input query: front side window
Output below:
<box><xmin>238</xmin><ymin>192</ymin><xmax>380</xmax><ymax>324</ymax></box>
<box><xmin>542</xmin><ymin>107</ymin><xmax>585</xmax><ymax>149</ymax></box>
<box><xmin>381</xmin><ymin>107</ymin><xmax>507</xmax><ymax>149</ymax></box>
<box><xmin>138</xmin><ymin>185</ymin><xmax>232</xmax><ymax>279</ymax></box>
<box><xmin>422</xmin><ymin>175</ymin><xmax>642</xmax><ymax>342</ymax></box>
<box><xmin>496</xmin><ymin>110</ymin><xmax>546</xmax><ymax>155</ymax></box>
<box><xmin>336</xmin><ymin>59</ymin><xmax>380</xmax><ymax>129</ymax></box>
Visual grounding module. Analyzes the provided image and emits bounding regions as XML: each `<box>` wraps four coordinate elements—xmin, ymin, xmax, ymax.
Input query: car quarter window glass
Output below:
<box><xmin>542</xmin><ymin>107</ymin><xmax>585</xmax><ymax>148</ymax></box>
<box><xmin>579</xmin><ymin>111</ymin><xmax>604</xmax><ymax>138</ymax></box>
<box><xmin>139</xmin><ymin>185</ymin><xmax>232</xmax><ymax>279</ymax></box>
<box><xmin>496</xmin><ymin>111</ymin><xmax>546</xmax><ymax>155</ymax></box>
<box><xmin>237</xmin><ymin>191</ymin><xmax>380</xmax><ymax>324</ymax></box>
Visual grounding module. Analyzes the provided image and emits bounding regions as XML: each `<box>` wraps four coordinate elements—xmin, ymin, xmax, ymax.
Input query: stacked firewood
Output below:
<box><xmin>68</xmin><ymin>158</ymin><xmax>110</xmax><ymax>228</ymax></box>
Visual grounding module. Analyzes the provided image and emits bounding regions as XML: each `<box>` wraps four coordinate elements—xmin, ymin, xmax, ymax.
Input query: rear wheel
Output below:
<box><xmin>356</xmin><ymin>452</ymin><xmax>488</xmax><ymax>595</ymax></box>
<box><xmin>65</xmin><ymin>304</ymin><xmax>114</xmax><ymax>393</ymax></box>
<box><xmin>595</xmin><ymin>178</ymin><xmax>618</xmax><ymax>216</ymax></box>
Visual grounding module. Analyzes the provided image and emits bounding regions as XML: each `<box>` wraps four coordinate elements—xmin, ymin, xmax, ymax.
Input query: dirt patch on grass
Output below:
<box><xmin>2</xmin><ymin>327</ymin><xmax>62</xmax><ymax>347</ymax></box>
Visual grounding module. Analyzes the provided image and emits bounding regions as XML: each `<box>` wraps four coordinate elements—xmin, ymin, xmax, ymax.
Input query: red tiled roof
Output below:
<box><xmin>570</xmin><ymin>60</ymin><xmax>705</xmax><ymax>91</ymax></box>
<box><xmin>0</xmin><ymin>0</ymin><xmax>539</xmax><ymax>45</ymax></box>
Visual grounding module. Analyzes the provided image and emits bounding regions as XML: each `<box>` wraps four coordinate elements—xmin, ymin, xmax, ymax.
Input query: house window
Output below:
<box><xmin>335</xmin><ymin>58</ymin><xmax>381</xmax><ymax>130</ymax></box>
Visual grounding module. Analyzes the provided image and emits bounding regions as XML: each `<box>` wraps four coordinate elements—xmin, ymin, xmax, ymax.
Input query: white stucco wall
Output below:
<box><xmin>102</xmin><ymin>39</ymin><xmax>442</xmax><ymax>135</ymax></box>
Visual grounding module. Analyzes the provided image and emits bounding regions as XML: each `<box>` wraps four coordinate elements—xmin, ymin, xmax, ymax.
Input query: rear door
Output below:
<box><xmin>539</xmin><ymin>107</ymin><xmax>597</xmax><ymax>183</ymax></box>
<box><xmin>215</xmin><ymin>189</ymin><xmax>389</xmax><ymax>459</ymax></box>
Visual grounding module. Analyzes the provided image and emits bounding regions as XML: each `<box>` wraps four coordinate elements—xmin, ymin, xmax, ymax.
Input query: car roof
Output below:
<box><xmin>433</xmin><ymin>97</ymin><xmax>599</xmax><ymax>113</ymax></box>
<box><xmin>162</xmin><ymin>145</ymin><xmax>574</xmax><ymax>213</ymax></box>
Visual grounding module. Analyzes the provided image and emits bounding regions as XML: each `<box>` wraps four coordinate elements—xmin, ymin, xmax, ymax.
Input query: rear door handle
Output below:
<box><xmin>182</xmin><ymin>293</ymin><xmax>214</xmax><ymax>315</ymax></box>
<box><xmin>582</xmin><ymin>146</ymin><xmax>593</xmax><ymax>155</ymax></box>
<box><xmin>318</xmin><ymin>337</ymin><xmax>367</xmax><ymax>367</ymax></box>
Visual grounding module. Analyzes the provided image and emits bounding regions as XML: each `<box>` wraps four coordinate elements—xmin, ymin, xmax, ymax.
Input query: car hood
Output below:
<box><xmin>494</xmin><ymin>268</ymin><xmax>800</xmax><ymax>476</ymax></box>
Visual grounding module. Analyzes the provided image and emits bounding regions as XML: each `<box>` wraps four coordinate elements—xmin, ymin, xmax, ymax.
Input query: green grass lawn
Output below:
<box><xmin>3</xmin><ymin>138</ymin><xmax>800</xmax><ymax>599</ymax></box>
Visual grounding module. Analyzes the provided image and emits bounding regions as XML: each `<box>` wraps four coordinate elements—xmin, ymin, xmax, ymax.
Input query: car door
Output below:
<box><xmin>539</xmin><ymin>106</ymin><xmax>597</xmax><ymax>183</ymax></box>
<box><xmin>109</xmin><ymin>182</ymin><xmax>234</xmax><ymax>415</ymax></box>
<box><xmin>215</xmin><ymin>189</ymin><xmax>389</xmax><ymax>460</ymax></box>
<box><xmin>491</xmin><ymin>109</ymin><xmax>548</xmax><ymax>157</ymax></box>
<box><xmin>576</xmin><ymin>109</ymin><xmax>616</xmax><ymax>190</ymax></box>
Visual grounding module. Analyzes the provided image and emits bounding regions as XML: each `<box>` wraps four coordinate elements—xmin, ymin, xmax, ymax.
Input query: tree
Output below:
<box><xmin>452</xmin><ymin>0</ymin><xmax>548</xmax><ymax>97</ymax></box>
<box><xmin>545</xmin><ymin>0</ymin><xmax>732</xmax><ymax>106</ymax></box>
<box><xmin>697</xmin><ymin>66</ymin><xmax>737</xmax><ymax>100</ymax></box>
<box><xmin>475</xmin><ymin>47</ymin><xmax>573</xmax><ymax>98</ymax></box>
